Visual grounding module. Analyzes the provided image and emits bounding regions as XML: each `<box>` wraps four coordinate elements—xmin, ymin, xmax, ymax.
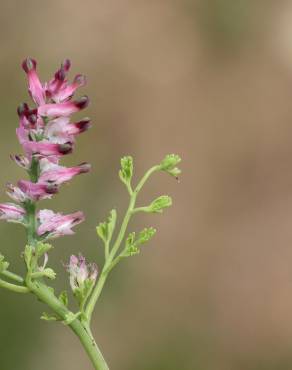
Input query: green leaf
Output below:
<box><xmin>96</xmin><ymin>209</ymin><xmax>117</xmax><ymax>244</ymax></box>
<box><xmin>123</xmin><ymin>228</ymin><xmax>156</xmax><ymax>257</ymax></box>
<box><xmin>59</xmin><ymin>291</ymin><xmax>68</xmax><ymax>307</ymax></box>
<box><xmin>147</xmin><ymin>195</ymin><xmax>172</xmax><ymax>213</ymax></box>
<box><xmin>160</xmin><ymin>154</ymin><xmax>181</xmax><ymax>178</ymax></box>
<box><xmin>119</xmin><ymin>156</ymin><xmax>133</xmax><ymax>185</ymax></box>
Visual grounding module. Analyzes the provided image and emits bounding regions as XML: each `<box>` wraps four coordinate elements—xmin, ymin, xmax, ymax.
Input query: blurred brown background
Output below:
<box><xmin>1</xmin><ymin>0</ymin><xmax>292</xmax><ymax>369</ymax></box>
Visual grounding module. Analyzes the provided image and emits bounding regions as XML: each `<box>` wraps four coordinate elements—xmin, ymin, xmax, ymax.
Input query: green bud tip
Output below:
<box><xmin>149</xmin><ymin>195</ymin><xmax>172</xmax><ymax>213</ymax></box>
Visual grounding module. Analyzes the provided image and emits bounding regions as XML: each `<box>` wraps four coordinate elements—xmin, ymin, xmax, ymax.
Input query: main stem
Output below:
<box><xmin>25</xmin><ymin>158</ymin><xmax>109</xmax><ymax>370</ymax></box>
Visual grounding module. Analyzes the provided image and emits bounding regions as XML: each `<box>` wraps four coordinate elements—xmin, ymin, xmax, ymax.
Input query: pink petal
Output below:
<box><xmin>38</xmin><ymin>96</ymin><xmax>89</xmax><ymax>118</ymax></box>
<box><xmin>46</xmin><ymin>59</ymin><xmax>71</xmax><ymax>98</ymax></box>
<box><xmin>0</xmin><ymin>203</ymin><xmax>25</xmax><ymax>222</ymax></box>
<box><xmin>37</xmin><ymin>210</ymin><xmax>85</xmax><ymax>238</ymax></box>
<box><xmin>39</xmin><ymin>162</ymin><xmax>90</xmax><ymax>185</ymax></box>
<box><xmin>18</xmin><ymin>180</ymin><xmax>58</xmax><ymax>201</ymax></box>
<box><xmin>51</xmin><ymin>74</ymin><xmax>86</xmax><ymax>103</ymax></box>
<box><xmin>22</xmin><ymin>58</ymin><xmax>45</xmax><ymax>106</ymax></box>
<box><xmin>23</xmin><ymin>140</ymin><xmax>73</xmax><ymax>156</ymax></box>
<box><xmin>6</xmin><ymin>183</ymin><xmax>28</xmax><ymax>202</ymax></box>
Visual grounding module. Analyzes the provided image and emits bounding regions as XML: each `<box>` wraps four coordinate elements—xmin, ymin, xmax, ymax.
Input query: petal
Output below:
<box><xmin>38</xmin><ymin>96</ymin><xmax>89</xmax><ymax>118</ymax></box>
<box><xmin>39</xmin><ymin>162</ymin><xmax>90</xmax><ymax>185</ymax></box>
<box><xmin>22</xmin><ymin>58</ymin><xmax>45</xmax><ymax>106</ymax></box>
<box><xmin>0</xmin><ymin>203</ymin><xmax>25</xmax><ymax>222</ymax></box>
<box><xmin>37</xmin><ymin>210</ymin><xmax>85</xmax><ymax>238</ymax></box>
<box><xmin>6</xmin><ymin>183</ymin><xmax>28</xmax><ymax>202</ymax></box>
<box><xmin>18</xmin><ymin>180</ymin><xmax>58</xmax><ymax>201</ymax></box>
<box><xmin>10</xmin><ymin>154</ymin><xmax>30</xmax><ymax>170</ymax></box>
<box><xmin>23</xmin><ymin>141</ymin><xmax>73</xmax><ymax>156</ymax></box>
<box><xmin>51</xmin><ymin>74</ymin><xmax>86</xmax><ymax>103</ymax></box>
<box><xmin>46</xmin><ymin>59</ymin><xmax>71</xmax><ymax>98</ymax></box>
<box><xmin>65</xmin><ymin>118</ymin><xmax>91</xmax><ymax>136</ymax></box>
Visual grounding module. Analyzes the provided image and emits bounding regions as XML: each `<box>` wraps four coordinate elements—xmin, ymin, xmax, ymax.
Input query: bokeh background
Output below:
<box><xmin>1</xmin><ymin>1</ymin><xmax>292</xmax><ymax>369</ymax></box>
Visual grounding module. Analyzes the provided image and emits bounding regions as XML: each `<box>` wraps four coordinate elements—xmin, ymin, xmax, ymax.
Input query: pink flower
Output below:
<box><xmin>45</xmin><ymin>59</ymin><xmax>71</xmax><ymax>98</ymax></box>
<box><xmin>38</xmin><ymin>96</ymin><xmax>89</xmax><ymax>118</ymax></box>
<box><xmin>66</xmin><ymin>254</ymin><xmax>98</xmax><ymax>292</ymax></box>
<box><xmin>6</xmin><ymin>183</ymin><xmax>28</xmax><ymax>203</ymax></box>
<box><xmin>0</xmin><ymin>203</ymin><xmax>25</xmax><ymax>222</ymax></box>
<box><xmin>22</xmin><ymin>140</ymin><xmax>73</xmax><ymax>157</ymax></box>
<box><xmin>18</xmin><ymin>180</ymin><xmax>58</xmax><ymax>201</ymax></box>
<box><xmin>37</xmin><ymin>209</ymin><xmax>85</xmax><ymax>239</ymax></box>
<box><xmin>50</xmin><ymin>74</ymin><xmax>86</xmax><ymax>103</ymax></box>
<box><xmin>22</xmin><ymin>58</ymin><xmax>45</xmax><ymax>106</ymax></box>
<box><xmin>39</xmin><ymin>159</ymin><xmax>90</xmax><ymax>186</ymax></box>
<box><xmin>44</xmin><ymin>117</ymin><xmax>91</xmax><ymax>141</ymax></box>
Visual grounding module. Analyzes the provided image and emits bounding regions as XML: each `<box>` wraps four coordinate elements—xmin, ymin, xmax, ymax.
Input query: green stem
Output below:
<box><xmin>0</xmin><ymin>278</ymin><xmax>29</xmax><ymax>293</ymax></box>
<box><xmin>26</xmin><ymin>279</ymin><xmax>109</xmax><ymax>370</ymax></box>
<box><xmin>0</xmin><ymin>269</ymin><xmax>24</xmax><ymax>283</ymax></box>
<box><xmin>85</xmin><ymin>165</ymin><xmax>160</xmax><ymax>323</ymax></box>
<box><xmin>24</xmin><ymin>158</ymin><xmax>109</xmax><ymax>370</ymax></box>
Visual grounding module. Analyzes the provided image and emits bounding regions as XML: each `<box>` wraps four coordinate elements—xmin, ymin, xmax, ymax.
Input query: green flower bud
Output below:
<box><xmin>119</xmin><ymin>156</ymin><xmax>133</xmax><ymax>185</ymax></box>
<box><xmin>160</xmin><ymin>154</ymin><xmax>181</xmax><ymax>178</ymax></box>
<box><xmin>148</xmin><ymin>195</ymin><xmax>172</xmax><ymax>213</ymax></box>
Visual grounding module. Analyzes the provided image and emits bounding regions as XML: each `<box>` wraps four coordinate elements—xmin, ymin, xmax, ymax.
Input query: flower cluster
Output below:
<box><xmin>0</xmin><ymin>58</ymin><xmax>90</xmax><ymax>239</ymax></box>
<box><xmin>66</xmin><ymin>254</ymin><xmax>98</xmax><ymax>308</ymax></box>
<box><xmin>67</xmin><ymin>254</ymin><xmax>98</xmax><ymax>292</ymax></box>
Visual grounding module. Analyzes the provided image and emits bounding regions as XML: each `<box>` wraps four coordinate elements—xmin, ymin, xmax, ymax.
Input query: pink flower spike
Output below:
<box><xmin>22</xmin><ymin>58</ymin><xmax>45</xmax><ymax>106</ymax></box>
<box><xmin>38</xmin><ymin>96</ymin><xmax>89</xmax><ymax>118</ymax></box>
<box><xmin>18</xmin><ymin>180</ymin><xmax>58</xmax><ymax>201</ymax></box>
<box><xmin>37</xmin><ymin>210</ymin><xmax>85</xmax><ymax>239</ymax></box>
<box><xmin>0</xmin><ymin>203</ymin><xmax>25</xmax><ymax>223</ymax></box>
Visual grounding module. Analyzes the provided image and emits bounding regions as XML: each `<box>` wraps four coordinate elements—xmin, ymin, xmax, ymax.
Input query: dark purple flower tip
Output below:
<box><xmin>10</xmin><ymin>154</ymin><xmax>29</xmax><ymax>169</ymax></box>
<box><xmin>22</xmin><ymin>57</ymin><xmax>36</xmax><ymax>73</ymax></box>
<box><xmin>74</xmin><ymin>74</ymin><xmax>86</xmax><ymax>86</ymax></box>
<box><xmin>76</xmin><ymin>118</ymin><xmax>91</xmax><ymax>132</ymax></box>
<box><xmin>55</xmin><ymin>68</ymin><xmax>66</xmax><ymax>82</ymax></box>
<box><xmin>58</xmin><ymin>142</ymin><xmax>73</xmax><ymax>154</ymax></box>
<box><xmin>75</xmin><ymin>96</ymin><xmax>89</xmax><ymax>109</ymax></box>
<box><xmin>78</xmin><ymin>163</ymin><xmax>91</xmax><ymax>173</ymax></box>
<box><xmin>17</xmin><ymin>103</ymin><xmax>29</xmax><ymax>117</ymax></box>
<box><xmin>27</xmin><ymin>112</ymin><xmax>37</xmax><ymax>124</ymax></box>
<box><xmin>62</xmin><ymin>59</ymin><xmax>71</xmax><ymax>72</ymax></box>
<box><xmin>45</xmin><ymin>184</ymin><xmax>59</xmax><ymax>194</ymax></box>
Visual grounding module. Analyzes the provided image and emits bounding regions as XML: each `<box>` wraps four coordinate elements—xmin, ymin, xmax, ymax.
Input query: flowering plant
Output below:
<box><xmin>0</xmin><ymin>58</ymin><xmax>181</xmax><ymax>370</ymax></box>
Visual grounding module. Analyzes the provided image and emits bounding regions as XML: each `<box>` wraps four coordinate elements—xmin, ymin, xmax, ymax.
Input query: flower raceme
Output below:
<box><xmin>0</xmin><ymin>57</ymin><xmax>90</xmax><ymax>238</ymax></box>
